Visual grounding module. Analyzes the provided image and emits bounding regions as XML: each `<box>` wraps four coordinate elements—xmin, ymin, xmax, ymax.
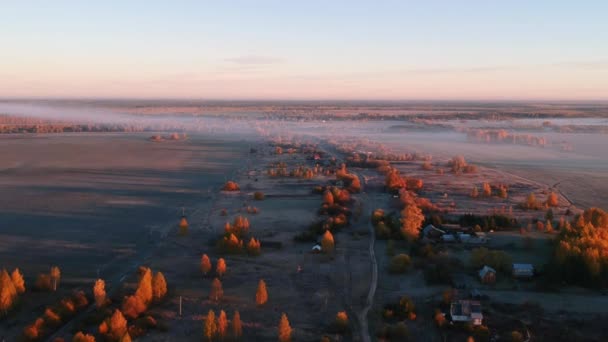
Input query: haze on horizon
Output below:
<box><xmin>1</xmin><ymin>1</ymin><xmax>607</xmax><ymax>101</ymax></box>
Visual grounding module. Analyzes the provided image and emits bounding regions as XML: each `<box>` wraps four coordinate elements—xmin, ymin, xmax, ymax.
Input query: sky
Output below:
<box><xmin>1</xmin><ymin>1</ymin><xmax>607</xmax><ymax>101</ymax></box>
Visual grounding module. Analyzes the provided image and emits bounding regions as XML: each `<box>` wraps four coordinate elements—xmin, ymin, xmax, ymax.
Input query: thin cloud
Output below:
<box><xmin>224</xmin><ymin>55</ymin><xmax>284</xmax><ymax>65</ymax></box>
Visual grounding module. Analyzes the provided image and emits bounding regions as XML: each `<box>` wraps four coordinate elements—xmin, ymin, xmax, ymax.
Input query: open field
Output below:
<box><xmin>0</xmin><ymin>101</ymin><xmax>607</xmax><ymax>341</ymax></box>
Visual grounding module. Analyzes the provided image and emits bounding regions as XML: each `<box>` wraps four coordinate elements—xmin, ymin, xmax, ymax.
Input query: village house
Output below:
<box><xmin>449</xmin><ymin>300</ymin><xmax>483</xmax><ymax>326</ymax></box>
<box><xmin>478</xmin><ymin>265</ymin><xmax>497</xmax><ymax>284</ymax></box>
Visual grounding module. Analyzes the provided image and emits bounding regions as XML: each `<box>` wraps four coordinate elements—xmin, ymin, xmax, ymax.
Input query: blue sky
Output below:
<box><xmin>1</xmin><ymin>1</ymin><xmax>607</xmax><ymax>100</ymax></box>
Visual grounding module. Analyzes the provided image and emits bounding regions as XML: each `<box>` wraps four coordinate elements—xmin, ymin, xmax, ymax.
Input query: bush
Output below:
<box><xmin>389</xmin><ymin>254</ymin><xmax>411</xmax><ymax>274</ymax></box>
<box><xmin>253</xmin><ymin>191</ymin><xmax>265</xmax><ymax>200</ymax></box>
<box><xmin>222</xmin><ymin>181</ymin><xmax>240</xmax><ymax>191</ymax></box>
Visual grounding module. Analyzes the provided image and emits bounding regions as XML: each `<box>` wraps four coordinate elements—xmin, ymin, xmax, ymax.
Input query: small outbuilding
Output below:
<box><xmin>422</xmin><ymin>224</ymin><xmax>446</xmax><ymax>239</ymax></box>
<box><xmin>512</xmin><ymin>263</ymin><xmax>534</xmax><ymax>278</ymax></box>
<box><xmin>478</xmin><ymin>266</ymin><xmax>497</xmax><ymax>284</ymax></box>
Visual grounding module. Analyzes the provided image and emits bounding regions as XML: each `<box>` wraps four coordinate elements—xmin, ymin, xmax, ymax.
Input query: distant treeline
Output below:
<box><xmin>0</xmin><ymin>115</ymin><xmax>180</xmax><ymax>134</ymax></box>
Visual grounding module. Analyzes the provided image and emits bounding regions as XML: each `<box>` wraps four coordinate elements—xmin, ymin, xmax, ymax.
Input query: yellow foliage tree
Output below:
<box><xmin>256</xmin><ymin>279</ymin><xmax>268</xmax><ymax>305</ymax></box>
<box><xmin>321</xmin><ymin>230</ymin><xmax>335</xmax><ymax>253</ymax></box>
<box><xmin>278</xmin><ymin>313</ymin><xmax>292</xmax><ymax>342</ymax></box>
<box><xmin>201</xmin><ymin>254</ymin><xmax>212</xmax><ymax>275</ymax></box>
<box><xmin>94</xmin><ymin>279</ymin><xmax>106</xmax><ymax>308</ymax></box>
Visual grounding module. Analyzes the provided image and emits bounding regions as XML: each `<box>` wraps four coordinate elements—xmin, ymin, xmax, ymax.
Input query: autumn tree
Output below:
<box><xmin>216</xmin><ymin>258</ymin><xmax>227</xmax><ymax>277</ymax></box>
<box><xmin>547</xmin><ymin>192</ymin><xmax>559</xmax><ymax>207</ymax></box>
<box><xmin>73</xmin><ymin>331</ymin><xmax>96</xmax><ymax>342</ymax></box>
<box><xmin>99</xmin><ymin>309</ymin><xmax>128</xmax><ymax>341</ymax></box>
<box><xmin>256</xmin><ymin>279</ymin><xmax>268</xmax><ymax>305</ymax></box>
<box><xmin>524</xmin><ymin>193</ymin><xmax>540</xmax><ymax>210</ymax></box>
<box><xmin>278</xmin><ymin>313</ymin><xmax>292</xmax><ymax>342</ymax></box>
<box><xmin>210</xmin><ymin>278</ymin><xmax>223</xmax><ymax>301</ymax></box>
<box><xmin>385</xmin><ymin>169</ymin><xmax>406</xmax><ymax>192</ymax></box>
<box><xmin>400</xmin><ymin>203</ymin><xmax>424</xmax><ymax>242</ymax></box>
<box><xmin>470</xmin><ymin>186</ymin><xmax>479</xmax><ymax>198</ymax></box>
<box><xmin>321</xmin><ymin>230</ymin><xmax>335</xmax><ymax>253</ymax></box>
<box><xmin>232</xmin><ymin>311</ymin><xmax>243</xmax><ymax>339</ymax></box>
<box><xmin>35</xmin><ymin>273</ymin><xmax>52</xmax><ymax>291</ymax></box>
<box><xmin>179</xmin><ymin>216</ymin><xmax>189</xmax><ymax>235</ymax></box>
<box><xmin>50</xmin><ymin>266</ymin><xmax>61</xmax><ymax>291</ymax></box>
<box><xmin>389</xmin><ymin>254</ymin><xmax>411</xmax><ymax>274</ymax></box>
<box><xmin>121</xmin><ymin>295</ymin><xmax>146</xmax><ymax>319</ymax></box>
<box><xmin>217</xmin><ymin>310</ymin><xmax>228</xmax><ymax>339</ymax></box>
<box><xmin>247</xmin><ymin>238</ymin><xmax>261</xmax><ymax>255</ymax></box>
<box><xmin>152</xmin><ymin>272</ymin><xmax>167</xmax><ymax>302</ymax></box>
<box><xmin>201</xmin><ymin>254</ymin><xmax>212</xmax><ymax>275</ymax></box>
<box><xmin>11</xmin><ymin>268</ymin><xmax>25</xmax><ymax>294</ymax></box>
<box><xmin>222</xmin><ymin>181</ymin><xmax>240</xmax><ymax>191</ymax></box>
<box><xmin>93</xmin><ymin>279</ymin><xmax>106</xmax><ymax>308</ymax></box>
<box><xmin>135</xmin><ymin>267</ymin><xmax>153</xmax><ymax>305</ymax></box>
<box><xmin>0</xmin><ymin>269</ymin><xmax>17</xmax><ymax>314</ymax></box>
<box><xmin>322</xmin><ymin>190</ymin><xmax>334</xmax><ymax>206</ymax></box>
<box><xmin>204</xmin><ymin>310</ymin><xmax>217</xmax><ymax>341</ymax></box>
<box><xmin>334</xmin><ymin>311</ymin><xmax>349</xmax><ymax>332</ymax></box>
<box><xmin>498</xmin><ymin>186</ymin><xmax>508</xmax><ymax>199</ymax></box>
<box><xmin>482</xmin><ymin>183</ymin><xmax>492</xmax><ymax>197</ymax></box>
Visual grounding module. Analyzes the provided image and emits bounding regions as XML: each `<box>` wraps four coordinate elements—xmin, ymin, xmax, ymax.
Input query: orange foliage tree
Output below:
<box><xmin>385</xmin><ymin>169</ymin><xmax>406</xmax><ymax>192</ymax></box>
<box><xmin>152</xmin><ymin>272</ymin><xmax>167</xmax><ymax>302</ymax></box>
<box><xmin>11</xmin><ymin>268</ymin><xmax>25</xmax><ymax>294</ymax></box>
<box><xmin>93</xmin><ymin>279</ymin><xmax>106</xmax><ymax>308</ymax></box>
<box><xmin>99</xmin><ymin>309</ymin><xmax>128</xmax><ymax>341</ymax></box>
<box><xmin>278</xmin><ymin>313</ymin><xmax>292</xmax><ymax>342</ymax></box>
<box><xmin>321</xmin><ymin>230</ymin><xmax>335</xmax><ymax>253</ymax></box>
<box><xmin>210</xmin><ymin>278</ymin><xmax>223</xmax><ymax>301</ymax></box>
<box><xmin>232</xmin><ymin>310</ymin><xmax>243</xmax><ymax>339</ymax></box>
<box><xmin>256</xmin><ymin>279</ymin><xmax>268</xmax><ymax>305</ymax></box>
<box><xmin>50</xmin><ymin>266</ymin><xmax>61</xmax><ymax>291</ymax></box>
<box><xmin>247</xmin><ymin>238</ymin><xmax>261</xmax><ymax>255</ymax></box>
<box><xmin>547</xmin><ymin>192</ymin><xmax>559</xmax><ymax>207</ymax></box>
<box><xmin>135</xmin><ymin>267</ymin><xmax>153</xmax><ymax>305</ymax></box>
<box><xmin>73</xmin><ymin>331</ymin><xmax>96</xmax><ymax>342</ymax></box>
<box><xmin>322</xmin><ymin>190</ymin><xmax>335</xmax><ymax>206</ymax></box>
<box><xmin>217</xmin><ymin>310</ymin><xmax>228</xmax><ymax>339</ymax></box>
<box><xmin>482</xmin><ymin>183</ymin><xmax>492</xmax><ymax>197</ymax></box>
<box><xmin>204</xmin><ymin>310</ymin><xmax>217</xmax><ymax>341</ymax></box>
<box><xmin>400</xmin><ymin>203</ymin><xmax>424</xmax><ymax>242</ymax></box>
<box><xmin>0</xmin><ymin>269</ymin><xmax>18</xmax><ymax>315</ymax></box>
<box><xmin>216</xmin><ymin>258</ymin><xmax>227</xmax><ymax>277</ymax></box>
<box><xmin>222</xmin><ymin>181</ymin><xmax>240</xmax><ymax>191</ymax></box>
<box><xmin>471</xmin><ymin>186</ymin><xmax>479</xmax><ymax>198</ymax></box>
<box><xmin>201</xmin><ymin>254</ymin><xmax>212</xmax><ymax>275</ymax></box>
